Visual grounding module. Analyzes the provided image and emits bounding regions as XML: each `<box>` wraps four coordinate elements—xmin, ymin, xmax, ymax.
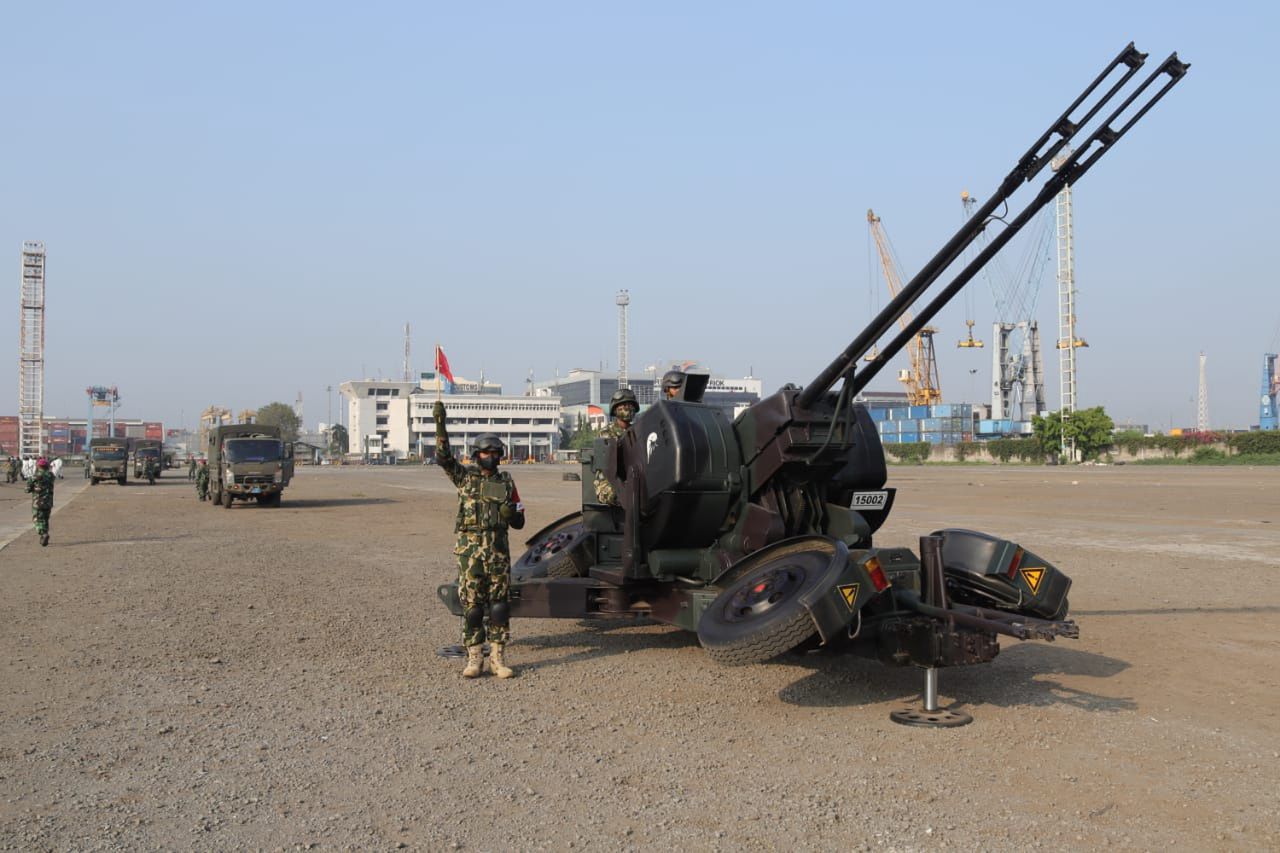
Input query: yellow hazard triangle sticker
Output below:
<box><xmin>838</xmin><ymin>583</ymin><xmax>860</xmax><ymax>609</ymax></box>
<box><xmin>1020</xmin><ymin>567</ymin><xmax>1046</xmax><ymax>595</ymax></box>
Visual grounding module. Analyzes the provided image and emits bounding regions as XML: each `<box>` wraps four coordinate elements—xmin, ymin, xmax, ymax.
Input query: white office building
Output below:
<box><xmin>341</xmin><ymin>378</ymin><xmax>561</xmax><ymax>461</ymax></box>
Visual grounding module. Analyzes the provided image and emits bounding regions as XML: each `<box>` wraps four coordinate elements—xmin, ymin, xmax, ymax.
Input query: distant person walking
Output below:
<box><xmin>26</xmin><ymin>457</ymin><xmax>54</xmax><ymax>547</ymax></box>
<box><xmin>187</xmin><ymin>456</ymin><xmax>197</xmax><ymax>480</ymax></box>
<box><xmin>5</xmin><ymin>456</ymin><xmax>17</xmax><ymax>484</ymax></box>
<box><xmin>50</xmin><ymin>457</ymin><xmax>63</xmax><ymax>479</ymax></box>
<box><xmin>22</xmin><ymin>458</ymin><xmax>35</xmax><ymax>481</ymax></box>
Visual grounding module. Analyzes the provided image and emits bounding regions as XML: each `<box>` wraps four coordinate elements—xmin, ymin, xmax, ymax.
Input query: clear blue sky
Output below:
<box><xmin>2</xmin><ymin>2</ymin><xmax>1275</xmax><ymax>432</ymax></box>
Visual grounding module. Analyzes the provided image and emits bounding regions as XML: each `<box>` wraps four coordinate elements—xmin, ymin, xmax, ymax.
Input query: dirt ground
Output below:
<box><xmin>1</xmin><ymin>462</ymin><xmax>1276</xmax><ymax>851</ymax></box>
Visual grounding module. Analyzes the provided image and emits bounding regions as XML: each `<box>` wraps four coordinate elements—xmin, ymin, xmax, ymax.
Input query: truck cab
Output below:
<box><xmin>206</xmin><ymin>425</ymin><xmax>295</xmax><ymax>507</ymax></box>
<box><xmin>88</xmin><ymin>438</ymin><xmax>129</xmax><ymax>485</ymax></box>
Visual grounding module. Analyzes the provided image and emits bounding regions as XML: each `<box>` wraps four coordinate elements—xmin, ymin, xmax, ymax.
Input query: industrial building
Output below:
<box><xmin>0</xmin><ymin>416</ymin><xmax>163</xmax><ymax>457</ymax></box>
<box><xmin>341</xmin><ymin>376</ymin><xmax>562</xmax><ymax>461</ymax></box>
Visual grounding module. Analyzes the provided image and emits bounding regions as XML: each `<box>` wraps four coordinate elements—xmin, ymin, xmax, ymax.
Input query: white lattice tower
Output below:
<box><xmin>1053</xmin><ymin>155</ymin><xmax>1079</xmax><ymax>461</ymax></box>
<box><xmin>403</xmin><ymin>322</ymin><xmax>412</xmax><ymax>381</ymax></box>
<box><xmin>19</xmin><ymin>242</ymin><xmax>46</xmax><ymax>458</ymax></box>
<box><xmin>1197</xmin><ymin>352</ymin><xmax>1209</xmax><ymax>432</ymax></box>
<box><xmin>616</xmin><ymin>290</ymin><xmax>630</xmax><ymax>389</ymax></box>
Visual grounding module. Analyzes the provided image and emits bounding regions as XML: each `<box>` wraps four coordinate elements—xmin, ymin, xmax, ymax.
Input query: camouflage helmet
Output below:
<box><xmin>472</xmin><ymin>433</ymin><xmax>506</xmax><ymax>458</ymax></box>
<box><xmin>661</xmin><ymin>370</ymin><xmax>686</xmax><ymax>392</ymax></box>
<box><xmin>608</xmin><ymin>387</ymin><xmax>639</xmax><ymax>417</ymax></box>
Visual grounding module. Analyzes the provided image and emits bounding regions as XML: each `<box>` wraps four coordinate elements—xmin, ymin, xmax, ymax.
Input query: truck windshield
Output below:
<box><xmin>225</xmin><ymin>439</ymin><xmax>282</xmax><ymax>464</ymax></box>
<box><xmin>92</xmin><ymin>449</ymin><xmax>126</xmax><ymax>460</ymax></box>
<box><xmin>137</xmin><ymin>449</ymin><xmax>159</xmax><ymax>458</ymax></box>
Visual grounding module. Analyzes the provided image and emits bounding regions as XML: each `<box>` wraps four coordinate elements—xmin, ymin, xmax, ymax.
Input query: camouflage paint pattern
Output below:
<box><xmin>592</xmin><ymin>422</ymin><xmax>627</xmax><ymax>505</ymax></box>
<box><xmin>437</xmin><ymin>419</ymin><xmax>524</xmax><ymax>646</ymax></box>
<box><xmin>25</xmin><ymin>469</ymin><xmax>54</xmax><ymax>535</ymax></box>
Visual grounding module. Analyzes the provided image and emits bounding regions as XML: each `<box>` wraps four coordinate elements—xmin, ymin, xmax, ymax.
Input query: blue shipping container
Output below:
<box><xmin>909</xmin><ymin>406</ymin><xmax>930</xmax><ymax>419</ymax></box>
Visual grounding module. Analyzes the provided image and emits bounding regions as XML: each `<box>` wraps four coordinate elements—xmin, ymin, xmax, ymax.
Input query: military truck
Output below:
<box><xmin>131</xmin><ymin>439</ymin><xmax>163</xmax><ymax>479</ymax></box>
<box><xmin>88</xmin><ymin>437</ymin><xmax>130</xmax><ymax>485</ymax></box>
<box><xmin>437</xmin><ymin>43</ymin><xmax>1188</xmax><ymax>722</ymax></box>
<box><xmin>205</xmin><ymin>424</ymin><xmax>294</xmax><ymax>508</ymax></box>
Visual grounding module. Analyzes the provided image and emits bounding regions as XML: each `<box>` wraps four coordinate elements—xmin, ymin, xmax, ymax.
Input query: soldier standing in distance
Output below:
<box><xmin>26</xmin><ymin>457</ymin><xmax>55</xmax><ymax>547</ymax></box>
<box><xmin>195</xmin><ymin>459</ymin><xmax>210</xmax><ymax>501</ymax></box>
<box><xmin>593</xmin><ymin>387</ymin><xmax>638</xmax><ymax>506</ymax></box>
<box><xmin>432</xmin><ymin>400</ymin><xmax>525</xmax><ymax>679</ymax></box>
<box><xmin>187</xmin><ymin>456</ymin><xmax>197</xmax><ymax>480</ymax></box>
<box><xmin>6</xmin><ymin>456</ymin><xmax>17</xmax><ymax>484</ymax></box>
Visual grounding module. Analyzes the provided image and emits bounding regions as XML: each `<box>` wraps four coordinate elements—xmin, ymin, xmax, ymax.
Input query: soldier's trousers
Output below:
<box><xmin>457</xmin><ymin>553</ymin><xmax>511</xmax><ymax>647</ymax></box>
<box><xmin>33</xmin><ymin>506</ymin><xmax>50</xmax><ymax>535</ymax></box>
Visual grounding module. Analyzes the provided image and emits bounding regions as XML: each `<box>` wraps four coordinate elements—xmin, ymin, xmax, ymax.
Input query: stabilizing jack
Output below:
<box><xmin>891</xmin><ymin>536</ymin><xmax>974</xmax><ymax>727</ymax></box>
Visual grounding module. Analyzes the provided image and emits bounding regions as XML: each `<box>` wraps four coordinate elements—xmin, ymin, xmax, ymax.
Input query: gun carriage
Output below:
<box><xmin>439</xmin><ymin>44</ymin><xmax>1188</xmax><ymax>722</ymax></box>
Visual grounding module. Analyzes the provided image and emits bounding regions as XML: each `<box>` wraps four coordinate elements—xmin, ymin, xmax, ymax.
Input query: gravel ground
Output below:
<box><xmin>1</xmin><ymin>463</ymin><xmax>1277</xmax><ymax>851</ymax></box>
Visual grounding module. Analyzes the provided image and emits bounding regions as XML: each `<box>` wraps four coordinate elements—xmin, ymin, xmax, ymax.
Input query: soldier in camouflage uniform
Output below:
<box><xmin>187</xmin><ymin>456</ymin><xmax>197</xmax><ymax>480</ymax></box>
<box><xmin>6</xmin><ymin>456</ymin><xmax>17</xmax><ymax>484</ymax></box>
<box><xmin>26</xmin><ymin>457</ymin><xmax>55</xmax><ymax>547</ymax></box>
<box><xmin>433</xmin><ymin>400</ymin><xmax>526</xmax><ymax>679</ymax></box>
<box><xmin>195</xmin><ymin>459</ymin><xmax>210</xmax><ymax>501</ymax></box>
<box><xmin>593</xmin><ymin>387</ymin><xmax>638</xmax><ymax>506</ymax></box>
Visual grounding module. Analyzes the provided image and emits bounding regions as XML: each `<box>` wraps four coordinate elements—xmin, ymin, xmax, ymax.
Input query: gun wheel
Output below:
<box><xmin>698</xmin><ymin>538</ymin><xmax>837</xmax><ymax>666</ymax></box>
<box><xmin>512</xmin><ymin>512</ymin><xmax>591</xmax><ymax>579</ymax></box>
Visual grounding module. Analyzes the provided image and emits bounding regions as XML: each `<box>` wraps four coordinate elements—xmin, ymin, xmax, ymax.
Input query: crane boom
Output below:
<box><xmin>867</xmin><ymin>210</ymin><xmax>942</xmax><ymax>405</ymax></box>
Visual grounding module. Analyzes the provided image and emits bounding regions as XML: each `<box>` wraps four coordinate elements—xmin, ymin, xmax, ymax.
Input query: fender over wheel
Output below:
<box><xmin>511</xmin><ymin>512</ymin><xmax>591</xmax><ymax>579</ymax></box>
<box><xmin>698</xmin><ymin>536</ymin><xmax>844</xmax><ymax>666</ymax></box>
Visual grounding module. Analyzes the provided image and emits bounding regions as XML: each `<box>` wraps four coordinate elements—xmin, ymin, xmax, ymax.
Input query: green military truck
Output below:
<box><xmin>131</xmin><ymin>439</ymin><xmax>163</xmax><ymax>479</ymax></box>
<box><xmin>205</xmin><ymin>424</ymin><xmax>295</xmax><ymax>508</ymax></box>
<box><xmin>88</xmin><ymin>437</ymin><xmax>130</xmax><ymax>485</ymax></box>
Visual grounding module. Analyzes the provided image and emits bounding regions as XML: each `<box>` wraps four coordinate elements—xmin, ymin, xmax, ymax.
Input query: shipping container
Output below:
<box><xmin>910</xmin><ymin>406</ymin><xmax>931</xmax><ymax>419</ymax></box>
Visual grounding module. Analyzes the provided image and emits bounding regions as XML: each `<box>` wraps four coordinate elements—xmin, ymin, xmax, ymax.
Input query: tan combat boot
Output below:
<box><xmin>462</xmin><ymin>644</ymin><xmax>484</xmax><ymax>678</ymax></box>
<box><xmin>488</xmin><ymin>643</ymin><xmax>514</xmax><ymax>679</ymax></box>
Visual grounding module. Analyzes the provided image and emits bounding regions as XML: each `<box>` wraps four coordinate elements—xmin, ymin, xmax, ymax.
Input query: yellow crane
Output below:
<box><xmin>866</xmin><ymin>209</ymin><xmax>943</xmax><ymax>405</ymax></box>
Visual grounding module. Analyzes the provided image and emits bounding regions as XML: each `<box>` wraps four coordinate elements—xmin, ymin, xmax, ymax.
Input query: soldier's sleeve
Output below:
<box><xmin>436</xmin><ymin>434</ymin><xmax>466</xmax><ymax>488</ymax></box>
<box><xmin>508</xmin><ymin>483</ymin><xmax>525</xmax><ymax>530</ymax></box>
<box><xmin>593</xmin><ymin>470</ymin><xmax>618</xmax><ymax>505</ymax></box>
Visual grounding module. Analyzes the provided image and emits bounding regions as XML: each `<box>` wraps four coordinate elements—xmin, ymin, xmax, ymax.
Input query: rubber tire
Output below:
<box><xmin>118</xmin><ymin>477</ymin><xmax>126</xmax><ymax>486</ymax></box>
<box><xmin>546</xmin><ymin>552</ymin><xmax>587</xmax><ymax>578</ymax></box>
<box><xmin>222</xmin><ymin>489</ymin><xmax>234</xmax><ymax>508</ymax></box>
<box><xmin>698</xmin><ymin>540</ymin><xmax>834</xmax><ymax>666</ymax></box>
<box><xmin>90</xmin><ymin>478</ymin><xmax>98</xmax><ymax>486</ymax></box>
<box><xmin>270</xmin><ymin>493</ymin><xmax>283</xmax><ymax>507</ymax></box>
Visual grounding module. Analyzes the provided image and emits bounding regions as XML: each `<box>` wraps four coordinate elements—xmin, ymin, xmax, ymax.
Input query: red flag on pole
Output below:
<box><xmin>435</xmin><ymin>345</ymin><xmax>456</xmax><ymax>390</ymax></box>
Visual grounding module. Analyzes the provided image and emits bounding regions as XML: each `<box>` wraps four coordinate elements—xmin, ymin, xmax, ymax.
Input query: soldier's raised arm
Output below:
<box><xmin>433</xmin><ymin>401</ymin><xmax>466</xmax><ymax>487</ymax></box>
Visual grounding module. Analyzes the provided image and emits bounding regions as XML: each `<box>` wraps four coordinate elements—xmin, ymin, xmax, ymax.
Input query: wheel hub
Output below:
<box><xmin>722</xmin><ymin>564</ymin><xmax>807</xmax><ymax>622</ymax></box>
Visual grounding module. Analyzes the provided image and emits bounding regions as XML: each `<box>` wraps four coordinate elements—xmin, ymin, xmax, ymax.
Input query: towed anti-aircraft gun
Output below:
<box><xmin>439</xmin><ymin>44</ymin><xmax>1188</xmax><ymax>721</ymax></box>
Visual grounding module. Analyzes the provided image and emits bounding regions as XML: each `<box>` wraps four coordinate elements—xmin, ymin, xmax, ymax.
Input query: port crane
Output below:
<box><xmin>867</xmin><ymin>209</ymin><xmax>942</xmax><ymax>405</ymax></box>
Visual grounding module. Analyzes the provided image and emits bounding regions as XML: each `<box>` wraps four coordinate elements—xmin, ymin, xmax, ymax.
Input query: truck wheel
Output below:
<box><xmin>697</xmin><ymin>538</ymin><xmax>837</xmax><ymax>666</ymax></box>
<box><xmin>511</xmin><ymin>512</ymin><xmax>590</xmax><ymax>579</ymax></box>
<box><xmin>90</xmin><ymin>477</ymin><xmax>98</xmax><ymax>486</ymax></box>
<box><xmin>222</xmin><ymin>490</ymin><xmax>234</xmax><ymax>508</ymax></box>
<box><xmin>270</xmin><ymin>493</ymin><xmax>283</xmax><ymax>507</ymax></box>
<box><xmin>118</xmin><ymin>477</ymin><xmax>126</xmax><ymax>486</ymax></box>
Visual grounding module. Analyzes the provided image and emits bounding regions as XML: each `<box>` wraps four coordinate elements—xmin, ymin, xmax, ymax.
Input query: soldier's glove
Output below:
<box><xmin>433</xmin><ymin>401</ymin><xmax>448</xmax><ymax>438</ymax></box>
<box><xmin>499</xmin><ymin>502</ymin><xmax>516</xmax><ymax>523</ymax></box>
